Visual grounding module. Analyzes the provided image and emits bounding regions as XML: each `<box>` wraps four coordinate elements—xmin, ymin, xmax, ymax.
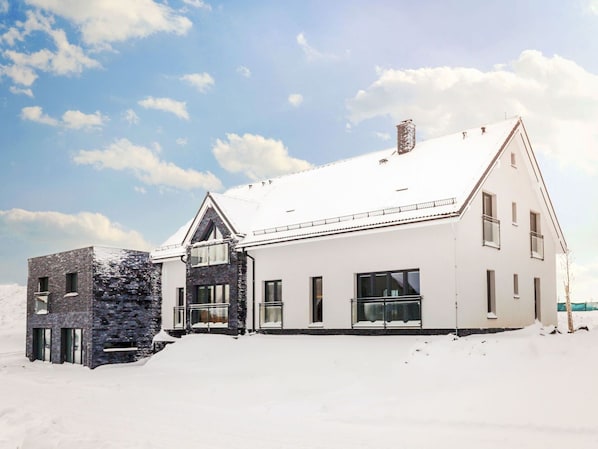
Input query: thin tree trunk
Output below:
<box><xmin>563</xmin><ymin>250</ymin><xmax>574</xmax><ymax>333</ymax></box>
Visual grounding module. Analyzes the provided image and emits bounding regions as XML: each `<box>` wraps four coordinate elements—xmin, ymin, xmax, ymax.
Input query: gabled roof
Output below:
<box><xmin>152</xmin><ymin>117</ymin><xmax>565</xmax><ymax>256</ymax></box>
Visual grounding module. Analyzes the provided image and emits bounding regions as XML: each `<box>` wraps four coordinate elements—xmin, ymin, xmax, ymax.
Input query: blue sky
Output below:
<box><xmin>1</xmin><ymin>0</ymin><xmax>597</xmax><ymax>300</ymax></box>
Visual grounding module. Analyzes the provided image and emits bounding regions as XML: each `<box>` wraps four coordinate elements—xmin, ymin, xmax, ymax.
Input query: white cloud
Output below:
<box><xmin>212</xmin><ymin>133</ymin><xmax>312</xmax><ymax>180</ymax></box>
<box><xmin>0</xmin><ymin>0</ymin><xmax>8</xmax><ymax>14</ymax></box>
<box><xmin>346</xmin><ymin>50</ymin><xmax>598</xmax><ymax>174</ymax></box>
<box><xmin>62</xmin><ymin>109</ymin><xmax>108</xmax><ymax>129</ymax></box>
<box><xmin>236</xmin><ymin>65</ymin><xmax>251</xmax><ymax>78</ymax></box>
<box><xmin>74</xmin><ymin>138</ymin><xmax>222</xmax><ymax>191</ymax></box>
<box><xmin>0</xmin><ymin>208</ymin><xmax>152</xmax><ymax>250</ymax></box>
<box><xmin>183</xmin><ymin>0</ymin><xmax>212</xmax><ymax>10</ymax></box>
<box><xmin>134</xmin><ymin>186</ymin><xmax>147</xmax><ymax>195</ymax></box>
<box><xmin>374</xmin><ymin>131</ymin><xmax>390</xmax><ymax>141</ymax></box>
<box><xmin>296</xmin><ymin>32</ymin><xmax>339</xmax><ymax>62</ymax></box>
<box><xmin>20</xmin><ymin>106</ymin><xmax>59</xmax><ymax>126</ymax></box>
<box><xmin>288</xmin><ymin>93</ymin><xmax>303</xmax><ymax>107</ymax></box>
<box><xmin>138</xmin><ymin>96</ymin><xmax>189</xmax><ymax>120</ymax></box>
<box><xmin>123</xmin><ymin>109</ymin><xmax>140</xmax><ymax>125</ymax></box>
<box><xmin>180</xmin><ymin>72</ymin><xmax>214</xmax><ymax>93</ymax></box>
<box><xmin>25</xmin><ymin>0</ymin><xmax>192</xmax><ymax>47</ymax></box>
<box><xmin>1</xmin><ymin>63</ymin><xmax>38</xmax><ymax>86</ymax></box>
<box><xmin>9</xmin><ymin>86</ymin><xmax>34</xmax><ymax>97</ymax></box>
<box><xmin>176</xmin><ymin>137</ymin><xmax>188</xmax><ymax>146</ymax></box>
<box><xmin>20</xmin><ymin>106</ymin><xmax>107</xmax><ymax>129</ymax></box>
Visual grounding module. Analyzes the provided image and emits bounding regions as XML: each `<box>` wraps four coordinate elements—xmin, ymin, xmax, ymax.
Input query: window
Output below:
<box><xmin>510</xmin><ymin>152</ymin><xmax>517</xmax><ymax>167</ymax></box>
<box><xmin>103</xmin><ymin>341</ymin><xmax>137</xmax><ymax>352</ymax></box>
<box><xmin>33</xmin><ymin>328</ymin><xmax>51</xmax><ymax>362</ymax></box>
<box><xmin>511</xmin><ymin>202</ymin><xmax>518</xmax><ymax>225</ymax></box>
<box><xmin>530</xmin><ymin>212</ymin><xmax>544</xmax><ymax>259</ymax></box>
<box><xmin>486</xmin><ymin>270</ymin><xmax>496</xmax><ymax>317</ymax></box>
<box><xmin>482</xmin><ymin>192</ymin><xmax>500</xmax><ymax>248</ymax></box>
<box><xmin>357</xmin><ymin>270</ymin><xmax>420</xmax><ymax>298</ymax></box>
<box><xmin>190</xmin><ymin>243</ymin><xmax>229</xmax><ymax>266</ymax></box>
<box><xmin>174</xmin><ymin>288</ymin><xmax>185</xmax><ymax>329</ymax></box>
<box><xmin>66</xmin><ymin>272</ymin><xmax>78</xmax><ymax>293</ymax></box>
<box><xmin>62</xmin><ymin>328</ymin><xmax>82</xmax><ymax>364</ymax></box>
<box><xmin>34</xmin><ymin>293</ymin><xmax>49</xmax><ymax>314</ymax></box>
<box><xmin>513</xmin><ymin>274</ymin><xmax>519</xmax><ymax>297</ymax></box>
<box><xmin>203</xmin><ymin>223</ymin><xmax>223</xmax><ymax>241</ymax></box>
<box><xmin>189</xmin><ymin>284</ymin><xmax>230</xmax><ymax>327</ymax></box>
<box><xmin>38</xmin><ymin>277</ymin><xmax>49</xmax><ymax>292</ymax></box>
<box><xmin>262</xmin><ymin>280</ymin><xmax>283</xmax><ymax>325</ymax></box>
<box><xmin>311</xmin><ymin>277</ymin><xmax>323</xmax><ymax>323</ymax></box>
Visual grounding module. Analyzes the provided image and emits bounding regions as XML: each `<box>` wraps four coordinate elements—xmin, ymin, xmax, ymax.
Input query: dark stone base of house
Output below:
<box><xmin>254</xmin><ymin>327</ymin><xmax>521</xmax><ymax>336</ymax></box>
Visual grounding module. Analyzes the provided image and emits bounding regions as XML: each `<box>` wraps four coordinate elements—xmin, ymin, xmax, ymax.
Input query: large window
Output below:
<box><xmin>530</xmin><ymin>211</ymin><xmax>544</xmax><ymax>259</ymax></box>
<box><xmin>62</xmin><ymin>328</ymin><xmax>82</xmax><ymax>364</ymax></box>
<box><xmin>311</xmin><ymin>277</ymin><xmax>323</xmax><ymax>323</ymax></box>
<box><xmin>190</xmin><ymin>222</ymin><xmax>229</xmax><ymax>266</ymax></box>
<box><xmin>357</xmin><ymin>270</ymin><xmax>420</xmax><ymax>298</ymax></box>
<box><xmin>189</xmin><ymin>284</ymin><xmax>230</xmax><ymax>326</ymax></box>
<box><xmin>66</xmin><ymin>272</ymin><xmax>78</xmax><ymax>293</ymax></box>
<box><xmin>33</xmin><ymin>328</ymin><xmax>51</xmax><ymax>362</ymax></box>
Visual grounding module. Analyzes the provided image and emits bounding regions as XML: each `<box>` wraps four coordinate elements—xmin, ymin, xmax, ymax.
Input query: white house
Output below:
<box><xmin>150</xmin><ymin>117</ymin><xmax>566</xmax><ymax>335</ymax></box>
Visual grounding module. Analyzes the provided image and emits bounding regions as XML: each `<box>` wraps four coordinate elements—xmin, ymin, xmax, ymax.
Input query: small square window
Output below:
<box><xmin>38</xmin><ymin>276</ymin><xmax>49</xmax><ymax>293</ymax></box>
<box><xmin>66</xmin><ymin>272</ymin><xmax>78</xmax><ymax>293</ymax></box>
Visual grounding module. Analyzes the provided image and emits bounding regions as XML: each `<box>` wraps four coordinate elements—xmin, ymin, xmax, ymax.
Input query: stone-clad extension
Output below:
<box><xmin>26</xmin><ymin>247</ymin><xmax>161</xmax><ymax>368</ymax></box>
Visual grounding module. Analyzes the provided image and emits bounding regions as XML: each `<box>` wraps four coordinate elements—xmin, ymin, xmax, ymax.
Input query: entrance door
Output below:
<box><xmin>534</xmin><ymin>278</ymin><xmax>542</xmax><ymax>321</ymax></box>
<box><xmin>33</xmin><ymin>328</ymin><xmax>51</xmax><ymax>361</ymax></box>
<box><xmin>62</xmin><ymin>328</ymin><xmax>83</xmax><ymax>364</ymax></box>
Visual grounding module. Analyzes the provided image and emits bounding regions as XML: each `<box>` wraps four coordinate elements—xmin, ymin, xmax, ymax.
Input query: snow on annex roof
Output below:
<box><xmin>153</xmin><ymin>117</ymin><xmax>520</xmax><ymax>256</ymax></box>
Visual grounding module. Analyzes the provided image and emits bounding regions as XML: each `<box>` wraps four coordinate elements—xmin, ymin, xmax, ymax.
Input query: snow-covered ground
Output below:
<box><xmin>1</xmin><ymin>285</ymin><xmax>597</xmax><ymax>449</ymax></box>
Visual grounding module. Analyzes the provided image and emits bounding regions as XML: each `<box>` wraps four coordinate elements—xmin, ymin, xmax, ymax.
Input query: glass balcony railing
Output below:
<box><xmin>259</xmin><ymin>301</ymin><xmax>283</xmax><ymax>328</ymax></box>
<box><xmin>482</xmin><ymin>214</ymin><xmax>500</xmax><ymax>248</ymax></box>
<box><xmin>530</xmin><ymin>232</ymin><xmax>544</xmax><ymax>260</ymax></box>
<box><xmin>351</xmin><ymin>296</ymin><xmax>422</xmax><ymax>328</ymax></box>
<box><xmin>189</xmin><ymin>303</ymin><xmax>229</xmax><ymax>328</ymax></box>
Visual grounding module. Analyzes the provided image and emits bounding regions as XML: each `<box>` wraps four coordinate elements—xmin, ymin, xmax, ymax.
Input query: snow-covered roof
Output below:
<box><xmin>153</xmin><ymin>117</ymin><xmax>521</xmax><ymax>254</ymax></box>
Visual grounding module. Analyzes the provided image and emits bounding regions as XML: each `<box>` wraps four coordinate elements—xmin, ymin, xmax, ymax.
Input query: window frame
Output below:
<box><xmin>356</xmin><ymin>269</ymin><xmax>421</xmax><ymax>299</ymax></box>
<box><xmin>486</xmin><ymin>270</ymin><xmax>497</xmax><ymax>318</ymax></box>
<box><xmin>190</xmin><ymin>242</ymin><xmax>229</xmax><ymax>266</ymax></box>
<box><xmin>37</xmin><ymin>276</ymin><xmax>49</xmax><ymax>293</ymax></box>
<box><xmin>311</xmin><ymin>276</ymin><xmax>323</xmax><ymax>324</ymax></box>
<box><xmin>513</xmin><ymin>273</ymin><xmax>519</xmax><ymax>298</ymax></box>
<box><xmin>65</xmin><ymin>272</ymin><xmax>78</xmax><ymax>294</ymax></box>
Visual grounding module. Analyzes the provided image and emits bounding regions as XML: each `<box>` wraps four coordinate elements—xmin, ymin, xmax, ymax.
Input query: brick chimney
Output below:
<box><xmin>397</xmin><ymin>119</ymin><xmax>416</xmax><ymax>154</ymax></box>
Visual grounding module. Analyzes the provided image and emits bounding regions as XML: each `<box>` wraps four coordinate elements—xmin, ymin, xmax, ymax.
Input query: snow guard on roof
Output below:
<box><xmin>397</xmin><ymin>119</ymin><xmax>416</xmax><ymax>154</ymax></box>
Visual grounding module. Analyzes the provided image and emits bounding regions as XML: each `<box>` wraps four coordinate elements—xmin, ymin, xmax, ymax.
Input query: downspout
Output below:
<box><xmin>180</xmin><ymin>254</ymin><xmax>188</xmax><ymax>331</ymax></box>
<box><xmin>452</xmin><ymin>220</ymin><xmax>459</xmax><ymax>336</ymax></box>
<box><xmin>245</xmin><ymin>251</ymin><xmax>256</xmax><ymax>333</ymax></box>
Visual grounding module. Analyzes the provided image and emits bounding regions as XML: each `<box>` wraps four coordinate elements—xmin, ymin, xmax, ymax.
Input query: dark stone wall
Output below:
<box><xmin>26</xmin><ymin>247</ymin><xmax>94</xmax><ymax>364</ymax></box>
<box><xmin>187</xmin><ymin>207</ymin><xmax>244</xmax><ymax>335</ymax></box>
<box><xmin>26</xmin><ymin>247</ymin><xmax>161</xmax><ymax>368</ymax></box>
<box><xmin>90</xmin><ymin>248</ymin><xmax>161</xmax><ymax>368</ymax></box>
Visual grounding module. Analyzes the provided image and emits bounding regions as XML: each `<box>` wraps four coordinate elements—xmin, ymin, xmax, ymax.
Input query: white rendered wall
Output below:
<box><xmin>455</xmin><ymin>130</ymin><xmax>559</xmax><ymax>328</ymax></box>
<box><xmin>247</xmin><ymin>221</ymin><xmax>457</xmax><ymax>330</ymax></box>
<box><xmin>159</xmin><ymin>258</ymin><xmax>186</xmax><ymax>330</ymax></box>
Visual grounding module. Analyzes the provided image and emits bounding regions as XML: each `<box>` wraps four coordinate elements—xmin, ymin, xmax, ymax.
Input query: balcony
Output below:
<box><xmin>34</xmin><ymin>293</ymin><xmax>49</xmax><ymax>314</ymax></box>
<box><xmin>530</xmin><ymin>231</ymin><xmax>544</xmax><ymax>260</ymax></box>
<box><xmin>482</xmin><ymin>214</ymin><xmax>500</xmax><ymax>248</ymax></box>
<box><xmin>189</xmin><ymin>303</ymin><xmax>229</xmax><ymax>328</ymax></box>
<box><xmin>173</xmin><ymin>306</ymin><xmax>185</xmax><ymax>329</ymax></box>
<box><xmin>259</xmin><ymin>301</ymin><xmax>283</xmax><ymax>328</ymax></box>
<box><xmin>351</xmin><ymin>296</ymin><xmax>422</xmax><ymax>328</ymax></box>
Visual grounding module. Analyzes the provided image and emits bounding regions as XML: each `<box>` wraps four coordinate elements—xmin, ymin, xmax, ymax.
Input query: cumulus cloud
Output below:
<box><xmin>180</xmin><ymin>72</ymin><xmax>214</xmax><ymax>93</ymax></box>
<box><xmin>346</xmin><ymin>50</ymin><xmax>598</xmax><ymax>174</ymax></box>
<box><xmin>288</xmin><ymin>93</ymin><xmax>303</xmax><ymax>107</ymax></box>
<box><xmin>374</xmin><ymin>131</ymin><xmax>390</xmax><ymax>141</ymax></box>
<box><xmin>20</xmin><ymin>106</ymin><xmax>59</xmax><ymax>126</ymax></box>
<box><xmin>25</xmin><ymin>0</ymin><xmax>192</xmax><ymax>47</ymax></box>
<box><xmin>20</xmin><ymin>106</ymin><xmax>107</xmax><ymax>129</ymax></box>
<box><xmin>138</xmin><ymin>96</ymin><xmax>189</xmax><ymax>120</ymax></box>
<box><xmin>0</xmin><ymin>208</ymin><xmax>152</xmax><ymax>250</ymax></box>
<box><xmin>183</xmin><ymin>0</ymin><xmax>212</xmax><ymax>10</ymax></box>
<box><xmin>236</xmin><ymin>65</ymin><xmax>251</xmax><ymax>78</ymax></box>
<box><xmin>212</xmin><ymin>133</ymin><xmax>312</xmax><ymax>180</ymax></box>
<box><xmin>1</xmin><ymin>10</ymin><xmax>100</xmax><ymax>86</ymax></box>
<box><xmin>176</xmin><ymin>137</ymin><xmax>188</xmax><ymax>146</ymax></box>
<box><xmin>123</xmin><ymin>109</ymin><xmax>140</xmax><ymax>125</ymax></box>
<box><xmin>74</xmin><ymin>138</ymin><xmax>222</xmax><ymax>191</ymax></box>
<box><xmin>9</xmin><ymin>86</ymin><xmax>34</xmax><ymax>97</ymax></box>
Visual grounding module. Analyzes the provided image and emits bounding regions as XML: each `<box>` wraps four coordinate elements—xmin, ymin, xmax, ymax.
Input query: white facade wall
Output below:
<box><xmin>454</xmin><ymin>131</ymin><xmax>558</xmax><ymax>328</ymax></box>
<box><xmin>246</xmin><ymin>221</ymin><xmax>458</xmax><ymax>330</ymax></box>
<box><xmin>158</xmin><ymin>258</ymin><xmax>186</xmax><ymax>330</ymax></box>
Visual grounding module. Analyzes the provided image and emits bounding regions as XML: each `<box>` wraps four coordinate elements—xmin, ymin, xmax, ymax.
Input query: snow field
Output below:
<box><xmin>1</xmin><ymin>285</ymin><xmax>597</xmax><ymax>448</ymax></box>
